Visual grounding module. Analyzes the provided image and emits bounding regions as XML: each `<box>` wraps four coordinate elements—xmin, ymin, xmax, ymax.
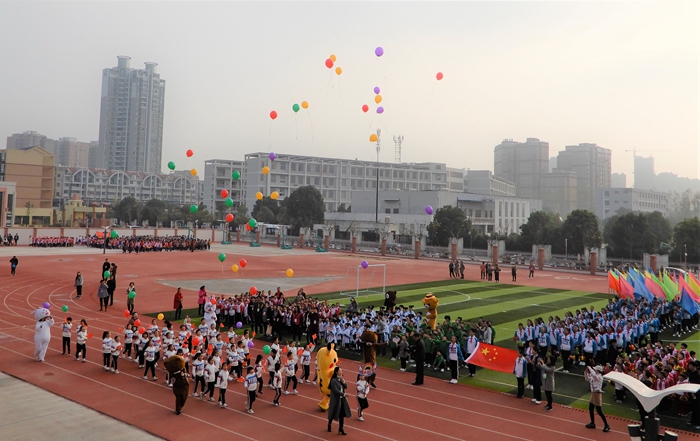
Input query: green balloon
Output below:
<box><xmin>168</xmin><ymin>161</ymin><xmax>176</xmax><ymax>170</ymax></box>
<box><xmin>263</xmin><ymin>345</ymin><xmax>271</xmax><ymax>355</ymax></box>
<box><xmin>248</xmin><ymin>218</ymin><xmax>257</xmax><ymax>228</ymax></box>
<box><xmin>232</xmin><ymin>171</ymin><xmax>241</xmax><ymax>180</ymax></box>
<box><xmin>110</xmin><ymin>230</ymin><xmax>118</xmax><ymax>239</ymax></box>
<box><xmin>225</xmin><ymin>198</ymin><xmax>233</xmax><ymax>207</ymax></box>
<box><xmin>128</xmin><ymin>291</ymin><xmax>136</xmax><ymax>299</ymax></box>
<box><xmin>218</xmin><ymin>253</ymin><xmax>226</xmax><ymax>262</ymax></box>
<box><xmin>190</xmin><ymin>204</ymin><xmax>198</xmax><ymax>213</ymax></box>
<box><xmin>103</xmin><ymin>270</ymin><xmax>111</xmax><ymax>279</ymax></box>
<box><xmin>292</xmin><ymin>103</ymin><xmax>300</xmax><ymax>113</ymax></box>
<box><xmin>61</xmin><ymin>305</ymin><xmax>68</xmax><ymax>313</ymax></box>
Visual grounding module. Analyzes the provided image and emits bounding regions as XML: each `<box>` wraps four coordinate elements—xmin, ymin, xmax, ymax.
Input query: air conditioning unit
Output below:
<box><xmin>384</xmin><ymin>216</ymin><xmax>391</xmax><ymax>224</ymax></box>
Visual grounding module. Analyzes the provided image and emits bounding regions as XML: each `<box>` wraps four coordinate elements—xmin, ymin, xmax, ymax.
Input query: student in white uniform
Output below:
<box><xmin>216</xmin><ymin>361</ymin><xmax>230</xmax><ymax>407</ymax></box>
<box><xmin>61</xmin><ymin>317</ymin><xmax>73</xmax><ymax>355</ymax></box>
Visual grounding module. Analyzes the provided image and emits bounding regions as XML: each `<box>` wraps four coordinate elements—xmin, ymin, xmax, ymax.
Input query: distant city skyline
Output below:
<box><xmin>0</xmin><ymin>1</ymin><xmax>697</xmax><ymax>182</ymax></box>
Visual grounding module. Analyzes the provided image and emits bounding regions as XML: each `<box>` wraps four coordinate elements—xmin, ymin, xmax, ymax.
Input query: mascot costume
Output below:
<box><xmin>316</xmin><ymin>343</ymin><xmax>339</xmax><ymax>411</ymax></box>
<box><xmin>33</xmin><ymin>307</ymin><xmax>54</xmax><ymax>362</ymax></box>
<box><xmin>360</xmin><ymin>329</ymin><xmax>387</xmax><ymax>388</ymax></box>
<box><xmin>384</xmin><ymin>290</ymin><xmax>397</xmax><ymax>313</ymax></box>
<box><xmin>422</xmin><ymin>293</ymin><xmax>439</xmax><ymax>330</ymax></box>
<box><xmin>203</xmin><ymin>299</ymin><xmax>217</xmax><ymax>325</ymax></box>
<box><xmin>164</xmin><ymin>354</ymin><xmax>190</xmax><ymax>415</ymax></box>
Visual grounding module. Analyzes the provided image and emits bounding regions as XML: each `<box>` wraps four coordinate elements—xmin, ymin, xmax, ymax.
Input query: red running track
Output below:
<box><xmin>0</xmin><ymin>247</ymin><xmax>687</xmax><ymax>441</ymax></box>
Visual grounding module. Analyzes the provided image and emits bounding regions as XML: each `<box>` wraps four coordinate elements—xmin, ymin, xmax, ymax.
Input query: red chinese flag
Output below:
<box><xmin>465</xmin><ymin>343</ymin><xmax>519</xmax><ymax>374</ymax></box>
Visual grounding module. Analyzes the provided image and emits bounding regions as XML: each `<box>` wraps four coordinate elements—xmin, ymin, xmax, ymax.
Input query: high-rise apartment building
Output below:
<box><xmin>6</xmin><ymin>131</ymin><xmax>55</xmax><ymax>154</ymax></box>
<box><xmin>98</xmin><ymin>56</ymin><xmax>165</xmax><ymax>174</ymax></box>
<box><xmin>54</xmin><ymin>137</ymin><xmax>90</xmax><ymax>168</ymax></box>
<box><xmin>633</xmin><ymin>155</ymin><xmax>655</xmax><ymax>190</ymax></box>
<box><xmin>541</xmin><ymin>170</ymin><xmax>578</xmax><ymax>216</ymax></box>
<box><xmin>556</xmin><ymin>143</ymin><xmax>611</xmax><ymax>212</ymax></box>
<box><xmin>493</xmin><ymin>138</ymin><xmax>549</xmax><ymax>200</ymax></box>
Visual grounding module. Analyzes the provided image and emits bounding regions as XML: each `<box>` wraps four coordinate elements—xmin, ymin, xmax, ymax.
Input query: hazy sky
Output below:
<box><xmin>0</xmin><ymin>1</ymin><xmax>698</xmax><ymax>184</ymax></box>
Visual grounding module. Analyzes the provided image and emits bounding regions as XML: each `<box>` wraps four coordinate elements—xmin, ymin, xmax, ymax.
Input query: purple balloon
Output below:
<box><xmin>373</xmin><ymin>86</ymin><xmax>380</xmax><ymax>95</ymax></box>
<box><xmin>361</xmin><ymin>260</ymin><xmax>369</xmax><ymax>269</ymax></box>
<box><xmin>376</xmin><ymin>106</ymin><xmax>384</xmax><ymax>114</ymax></box>
<box><xmin>269</xmin><ymin>152</ymin><xmax>276</xmax><ymax>161</ymax></box>
<box><xmin>425</xmin><ymin>205</ymin><xmax>434</xmax><ymax>215</ymax></box>
<box><xmin>42</xmin><ymin>302</ymin><xmax>50</xmax><ymax>309</ymax></box>
<box><xmin>236</xmin><ymin>321</ymin><xmax>242</xmax><ymax>329</ymax></box>
<box><xmin>375</xmin><ymin>47</ymin><xmax>384</xmax><ymax>57</ymax></box>
<box><xmin>247</xmin><ymin>341</ymin><xmax>255</xmax><ymax>348</ymax></box>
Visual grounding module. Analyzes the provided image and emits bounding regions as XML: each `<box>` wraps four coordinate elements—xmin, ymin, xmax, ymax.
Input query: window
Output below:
<box><xmin>385</xmin><ymin>209</ymin><xmax>391</xmax><ymax>213</ymax></box>
<box><xmin>475</xmin><ymin>210</ymin><xmax>482</xmax><ymax>218</ymax></box>
<box><xmin>393</xmin><ymin>208</ymin><xmax>399</xmax><ymax>214</ymax></box>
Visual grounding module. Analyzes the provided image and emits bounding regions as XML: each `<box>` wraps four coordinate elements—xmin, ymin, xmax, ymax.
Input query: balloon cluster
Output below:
<box><xmin>363</xmin><ymin>85</ymin><xmax>384</xmax><ymax>117</ymax></box>
<box><xmin>325</xmin><ymin>54</ymin><xmax>342</xmax><ymax>76</ymax></box>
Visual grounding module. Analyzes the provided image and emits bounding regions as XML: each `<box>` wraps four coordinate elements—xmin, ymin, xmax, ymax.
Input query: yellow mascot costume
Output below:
<box><xmin>422</xmin><ymin>293</ymin><xmax>439</xmax><ymax>330</ymax></box>
<box><xmin>316</xmin><ymin>343</ymin><xmax>339</xmax><ymax>411</ymax></box>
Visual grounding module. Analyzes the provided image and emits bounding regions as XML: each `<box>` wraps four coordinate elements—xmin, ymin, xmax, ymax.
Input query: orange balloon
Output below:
<box><xmin>329</xmin><ymin>54</ymin><xmax>337</xmax><ymax>62</ymax></box>
<box><xmin>301</xmin><ymin>101</ymin><xmax>309</xmax><ymax>109</ymax></box>
<box><xmin>369</xmin><ymin>134</ymin><xmax>378</xmax><ymax>142</ymax></box>
<box><xmin>335</xmin><ymin>67</ymin><xmax>342</xmax><ymax>75</ymax></box>
<box><xmin>374</xmin><ymin>95</ymin><xmax>382</xmax><ymax>104</ymax></box>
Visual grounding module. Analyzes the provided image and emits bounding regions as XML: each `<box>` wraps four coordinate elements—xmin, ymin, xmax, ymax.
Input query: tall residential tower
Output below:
<box><xmin>98</xmin><ymin>56</ymin><xmax>165</xmax><ymax>174</ymax></box>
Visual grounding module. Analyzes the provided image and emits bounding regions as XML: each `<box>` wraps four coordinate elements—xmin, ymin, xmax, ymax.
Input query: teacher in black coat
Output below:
<box><xmin>411</xmin><ymin>333</ymin><xmax>425</xmax><ymax>385</ymax></box>
<box><xmin>327</xmin><ymin>366</ymin><xmax>351</xmax><ymax>435</ymax></box>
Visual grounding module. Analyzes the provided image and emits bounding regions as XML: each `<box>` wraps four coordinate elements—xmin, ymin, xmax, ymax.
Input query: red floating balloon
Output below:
<box><xmin>325</xmin><ymin>58</ymin><xmax>334</xmax><ymax>69</ymax></box>
<box><xmin>361</xmin><ymin>104</ymin><xmax>369</xmax><ymax>113</ymax></box>
<box><xmin>239</xmin><ymin>259</ymin><xmax>247</xmax><ymax>268</ymax></box>
<box><xmin>220</xmin><ymin>189</ymin><xmax>229</xmax><ymax>198</ymax></box>
<box><xmin>138</xmin><ymin>327</ymin><xmax>145</xmax><ymax>334</ymax></box>
<box><xmin>225</xmin><ymin>213</ymin><xmax>234</xmax><ymax>223</ymax></box>
<box><xmin>186</xmin><ymin>149</ymin><xmax>194</xmax><ymax>157</ymax></box>
<box><xmin>123</xmin><ymin>310</ymin><xmax>130</xmax><ymax>318</ymax></box>
<box><xmin>269</xmin><ymin>110</ymin><xmax>278</xmax><ymax>120</ymax></box>
<box><xmin>133</xmin><ymin>319</ymin><xmax>141</xmax><ymax>327</ymax></box>
<box><xmin>192</xmin><ymin>336</ymin><xmax>200</xmax><ymax>347</ymax></box>
<box><xmin>436</xmin><ymin>72</ymin><xmax>444</xmax><ymax>81</ymax></box>
<box><xmin>250</xmin><ymin>286</ymin><xmax>257</xmax><ymax>295</ymax></box>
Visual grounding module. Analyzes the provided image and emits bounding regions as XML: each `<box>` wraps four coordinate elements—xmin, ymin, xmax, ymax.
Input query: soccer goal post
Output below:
<box><xmin>338</xmin><ymin>264</ymin><xmax>386</xmax><ymax>298</ymax></box>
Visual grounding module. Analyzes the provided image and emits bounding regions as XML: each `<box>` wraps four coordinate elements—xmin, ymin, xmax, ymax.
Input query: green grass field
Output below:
<box><xmin>313</xmin><ymin>279</ymin><xmax>700</xmax><ymax>431</ymax></box>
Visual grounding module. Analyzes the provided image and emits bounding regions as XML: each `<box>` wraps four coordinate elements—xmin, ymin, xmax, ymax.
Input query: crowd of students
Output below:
<box><xmin>29</xmin><ymin>236</ymin><xmax>75</xmax><ymax>247</ymax></box>
<box><xmin>85</xmin><ymin>235</ymin><xmax>211</xmax><ymax>252</ymax></box>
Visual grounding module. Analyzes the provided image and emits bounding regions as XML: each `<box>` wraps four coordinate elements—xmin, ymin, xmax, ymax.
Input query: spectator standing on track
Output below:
<box><xmin>98</xmin><ymin>279</ymin><xmax>109</xmax><ymax>311</ymax></box>
<box><xmin>107</xmin><ymin>275</ymin><xmax>116</xmax><ymax>307</ymax></box>
<box><xmin>411</xmin><ymin>333</ymin><xmax>425</xmax><ymax>386</ymax></box>
<box><xmin>459</xmin><ymin>260</ymin><xmax>465</xmax><ymax>279</ymax></box>
<box><xmin>448</xmin><ymin>261</ymin><xmax>454</xmax><ymax>278</ymax></box>
<box><xmin>494</xmin><ymin>264</ymin><xmax>501</xmax><ymax>282</ymax></box>
<box><xmin>61</xmin><ymin>317</ymin><xmax>73</xmax><ymax>355</ymax></box>
<box><xmin>102</xmin><ymin>258</ymin><xmax>110</xmax><ymax>276</ymax></box>
<box><xmin>74</xmin><ymin>272</ymin><xmax>83</xmax><ymax>299</ymax></box>
<box><xmin>126</xmin><ymin>282</ymin><xmax>136</xmax><ymax>314</ymax></box>
<box><xmin>327</xmin><ymin>367</ymin><xmax>350</xmax><ymax>435</ymax></box>
<box><xmin>514</xmin><ymin>350</ymin><xmax>527</xmax><ymax>398</ymax></box>
<box><xmin>480</xmin><ymin>262</ymin><xmax>486</xmax><ymax>280</ymax></box>
<box><xmin>9</xmin><ymin>256</ymin><xmax>18</xmax><ymax>275</ymax></box>
<box><xmin>529</xmin><ymin>261</ymin><xmax>535</xmax><ymax>278</ymax></box>
<box><xmin>174</xmin><ymin>287</ymin><xmax>184</xmax><ymax>320</ymax></box>
<box><xmin>584</xmin><ymin>365</ymin><xmax>610</xmax><ymax>432</ymax></box>
<box><xmin>540</xmin><ymin>355</ymin><xmax>555</xmax><ymax>411</ymax></box>
<box><xmin>512</xmin><ymin>264</ymin><xmax>517</xmax><ymax>282</ymax></box>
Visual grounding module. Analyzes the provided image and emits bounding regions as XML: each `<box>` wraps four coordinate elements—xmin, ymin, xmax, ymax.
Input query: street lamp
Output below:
<box><xmin>684</xmin><ymin>244</ymin><xmax>687</xmax><ymax>270</ymax></box>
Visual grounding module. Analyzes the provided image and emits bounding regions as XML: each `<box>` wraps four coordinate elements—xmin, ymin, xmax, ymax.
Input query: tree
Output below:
<box><xmin>646</xmin><ymin>211</ymin><xmax>672</xmax><ymax>251</ymax></box>
<box><xmin>561</xmin><ymin>209</ymin><xmax>602</xmax><ymax>254</ymax></box>
<box><xmin>609</xmin><ymin>213</ymin><xmax>655</xmax><ymax>260</ymax></box>
<box><xmin>251</xmin><ymin>197</ymin><xmax>280</xmax><ymax>220</ymax></box>
<box><xmin>283</xmin><ymin>186</ymin><xmax>325</xmax><ymax>229</ymax></box>
<box><xmin>426</xmin><ymin>206</ymin><xmax>472</xmax><ymax>247</ymax></box>
<box><xmin>519</xmin><ymin>211</ymin><xmax>561</xmax><ymax>248</ymax></box>
<box><xmin>113</xmin><ymin>197</ymin><xmax>140</xmax><ymax>224</ymax></box>
<box><xmin>256</xmin><ymin>206</ymin><xmax>277</xmax><ymax>223</ymax></box>
<box><xmin>235</xmin><ymin>204</ymin><xmax>250</xmax><ymax>227</ymax></box>
<box><xmin>141</xmin><ymin>199</ymin><xmax>167</xmax><ymax>226</ymax></box>
<box><xmin>672</xmin><ymin>217</ymin><xmax>700</xmax><ymax>263</ymax></box>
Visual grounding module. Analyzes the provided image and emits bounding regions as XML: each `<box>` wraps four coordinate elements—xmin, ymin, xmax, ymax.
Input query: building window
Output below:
<box><xmin>385</xmin><ymin>208</ymin><xmax>391</xmax><ymax>213</ymax></box>
<box><xmin>475</xmin><ymin>210</ymin><xmax>482</xmax><ymax>218</ymax></box>
<box><xmin>393</xmin><ymin>208</ymin><xmax>399</xmax><ymax>214</ymax></box>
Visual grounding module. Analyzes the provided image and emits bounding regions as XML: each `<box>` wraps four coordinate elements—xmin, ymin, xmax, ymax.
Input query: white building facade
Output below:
<box><xmin>595</xmin><ymin>187</ymin><xmax>669</xmax><ymax>220</ymax></box>
<box><xmin>239</xmin><ymin>152</ymin><xmax>452</xmax><ymax>213</ymax></box>
<box><xmin>202</xmin><ymin>159</ymin><xmax>244</xmax><ymax>217</ymax></box>
<box><xmin>55</xmin><ymin>166</ymin><xmax>202</xmax><ymax>206</ymax></box>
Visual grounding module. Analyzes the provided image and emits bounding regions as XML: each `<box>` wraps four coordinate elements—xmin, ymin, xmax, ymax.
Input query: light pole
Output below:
<box><xmin>684</xmin><ymin>244</ymin><xmax>687</xmax><ymax>270</ymax></box>
<box><xmin>374</xmin><ymin>128</ymin><xmax>381</xmax><ymax>225</ymax></box>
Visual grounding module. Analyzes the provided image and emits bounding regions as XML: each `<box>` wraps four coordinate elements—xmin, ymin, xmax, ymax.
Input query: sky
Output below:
<box><xmin>0</xmin><ymin>1</ymin><xmax>698</xmax><ymax>185</ymax></box>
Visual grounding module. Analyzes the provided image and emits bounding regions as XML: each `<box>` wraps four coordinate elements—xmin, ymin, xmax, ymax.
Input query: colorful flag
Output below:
<box><xmin>631</xmin><ymin>272</ymin><xmax>654</xmax><ymax>302</ymax></box>
<box><xmin>679</xmin><ymin>275</ymin><xmax>700</xmax><ymax>302</ymax></box>
<box><xmin>644</xmin><ymin>273</ymin><xmax>666</xmax><ymax>300</ymax></box>
<box><xmin>618</xmin><ymin>274</ymin><xmax>635</xmax><ymax>300</ymax></box>
<box><xmin>662</xmin><ymin>271</ymin><xmax>679</xmax><ymax>301</ymax></box>
<box><xmin>465</xmin><ymin>342</ymin><xmax>519</xmax><ymax>374</ymax></box>
<box><xmin>608</xmin><ymin>271</ymin><xmax>620</xmax><ymax>293</ymax></box>
<box><xmin>688</xmin><ymin>273</ymin><xmax>700</xmax><ymax>299</ymax></box>
<box><xmin>680</xmin><ymin>287</ymin><xmax>699</xmax><ymax>315</ymax></box>
<box><xmin>650</xmin><ymin>272</ymin><xmax>673</xmax><ymax>301</ymax></box>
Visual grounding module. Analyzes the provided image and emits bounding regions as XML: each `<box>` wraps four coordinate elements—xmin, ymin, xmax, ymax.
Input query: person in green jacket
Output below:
<box><xmin>433</xmin><ymin>350</ymin><xmax>446</xmax><ymax>371</ymax></box>
<box><xmin>423</xmin><ymin>333</ymin><xmax>435</xmax><ymax>366</ymax></box>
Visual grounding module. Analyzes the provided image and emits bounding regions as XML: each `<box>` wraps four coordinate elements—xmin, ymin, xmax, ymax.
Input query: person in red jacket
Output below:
<box><xmin>174</xmin><ymin>288</ymin><xmax>184</xmax><ymax>320</ymax></box>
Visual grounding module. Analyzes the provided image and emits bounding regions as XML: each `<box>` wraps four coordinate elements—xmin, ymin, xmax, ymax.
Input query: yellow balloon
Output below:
<box><xmin>374</xmin><ymin>95</ymin><xmax>382</xmax><ymax>104</ymax></box>
<box><xmin>329</xmin><ymin>54</ymin><xmax>337</xmax><ymax>62</ymax></box>
<box><xmin>369</xmin><ymin>134</ymin><xmax>378</xmax><ymax>142</ymax></box>
<box><xmin>157</xmin><ymin>313</ymin><xmax>164</xmax><ymax>320</ymax></box>
<box><xmin>270</xmin><ymin>191</ymin><xmax>279</xmax><ymax>200</ymax></box>
<box><xmin>301</xmin><ymin>101</ymin><xmax>309</xmax><ymax>109</ymax></box>
<box><xmin>255</xmin><ymin>192</ymin><xmax>263</xmax><ymax>200</ymax></box>
<box><xmin>262</xmin><ymin>166</ymin><xmax>270</xmax><ymax>175</ymax></box>
<box><xmin>286</xmin><ymin>268</ymin><xmax>294</xmax><ymax>278</ymax></box>
<box><xmin>190</xmin><ymin>168</ymin><xmax>197</xmax><ymax>176</ymax></box>
<box><xmin>231</xmin><ymin>264</ymin><xmax>239</xmax><ymax>273</ymax></box>
<box><xmin>335</xmin><ymin>67</ymin><xmax>342</xmax><ymax>75</ymax></box>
